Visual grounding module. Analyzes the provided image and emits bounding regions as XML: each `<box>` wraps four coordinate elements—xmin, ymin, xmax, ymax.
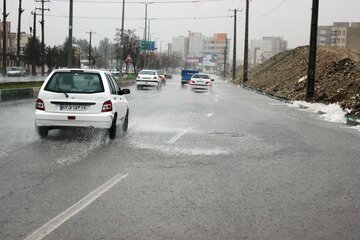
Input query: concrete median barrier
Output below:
<box><xmin>0</xmin><ymin>87</ymin><xmax>40</xmax><ymax>102</ymax></box>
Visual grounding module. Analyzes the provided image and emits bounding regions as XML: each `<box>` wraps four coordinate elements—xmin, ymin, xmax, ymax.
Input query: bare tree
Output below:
<box><xmin>114</xmin><ymin>29</ymin><xmax>140</xmax><ymax>73</ymax></box>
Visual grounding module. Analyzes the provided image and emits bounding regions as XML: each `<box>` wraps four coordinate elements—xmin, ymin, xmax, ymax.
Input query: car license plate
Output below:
<box><xmin>60</xmin><ymin>104</ymin><xmax>87</xmax><ymax>111</ymax></box>
<box><xmin>197</xmin><ymin>81</ymin><xmax>204</xmax><ymax>84</ymax></box>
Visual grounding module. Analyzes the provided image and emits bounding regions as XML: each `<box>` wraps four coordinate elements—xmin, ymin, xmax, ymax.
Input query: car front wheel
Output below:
<box><xmin>109</xmin><ymin>116</ymin><xmax>117</xmax><ymax>139</ymax></box>
<box><xmin>122</xmin><ymin>111</ymin><xmax>129</xmax><ymax>133</ymax></box>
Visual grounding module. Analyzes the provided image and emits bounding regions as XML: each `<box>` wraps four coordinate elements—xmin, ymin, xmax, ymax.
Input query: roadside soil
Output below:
<box><xmin>237</xmin><ymin>46</ymin><xmax>360</xmax><ymax>116</ymax></box>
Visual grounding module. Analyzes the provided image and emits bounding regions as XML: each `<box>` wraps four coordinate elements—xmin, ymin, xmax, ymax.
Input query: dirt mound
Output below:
<box><xmin>238</xmin><ymin>46</ymin><xmax>360</xmax><ymax>115</ymax></box>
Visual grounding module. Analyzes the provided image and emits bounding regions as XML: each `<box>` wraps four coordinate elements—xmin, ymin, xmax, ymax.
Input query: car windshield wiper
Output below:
<box><xmin>55</xmin><ymin>76</ymin><xmax>69</xmax><ymax>98</ymax></box>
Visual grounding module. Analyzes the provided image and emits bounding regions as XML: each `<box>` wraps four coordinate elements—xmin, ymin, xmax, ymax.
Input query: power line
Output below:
<box><xmin>256</xmin><ymin>0</ymin><xmax>287</xmax><ymax>17</ymax></box>
<box><xmin>45</xmin><ymin>14</ymin><xmax>232</xmax><ymax>20</ymax></box>
<box><xmin>51</xmin><ymin>0</ymin><xmax>224</xmax><ymax>3</ymax></box>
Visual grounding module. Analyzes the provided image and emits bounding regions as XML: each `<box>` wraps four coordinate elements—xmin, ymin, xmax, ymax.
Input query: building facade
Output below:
<box><xmin>250</xmin><ymin>36</ymin><xmax>288</xmax><ymax>64</ymax></box>
<box><xmin>318</xmin><ymin>22</ymin><xmax>360</xmax><ymax>51</ymax></box>
<box><xmin>171</xmin><ymin>32</ymin><xmax>230</xmax><ymax>72</ymax></box>
<box><xmin>10</xmin><ymin>32</ymin><xmax>31</xmax><ymax>55</ymax></box>
<box><xmin>171</xmin><ymin>36</ymin><xmax>188</xmax><ymax>64</ymax></box>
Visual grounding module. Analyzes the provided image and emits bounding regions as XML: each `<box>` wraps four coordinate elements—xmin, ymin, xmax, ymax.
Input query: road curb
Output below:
<box><xmin>240</xmin><ymin>84</ymin><xmax>360</xmax><ymax>126</ymax></box>
<box><xmin>241</xmin><ymin>84</ymin><xmax>292</xmax><ymax>103</ymax></box>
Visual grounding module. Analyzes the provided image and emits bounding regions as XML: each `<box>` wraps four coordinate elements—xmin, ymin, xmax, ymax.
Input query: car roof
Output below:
<box><xmin>139</xmin><ymin>69</ymin><xmax>157</xmax><ymax>73</ymax></box>
<box><xmin>51</xmin><ymin>68</ymin><xmax>107</xmax><ymax>74</ymax></box>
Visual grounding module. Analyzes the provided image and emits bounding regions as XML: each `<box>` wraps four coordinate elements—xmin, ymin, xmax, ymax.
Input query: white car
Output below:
<box><xmin>35</xmin><ymin>69</ymin><xmax>130</xmax><ymax>139</ymax></box>
<box><xmin>189</xmin><ymin>73</ymin><xmax>214</xmax><ymax>89</ymax></box>
<box><xmin>7</xmin><ymin>67</ymin><xmax>26</xmax><ymax>77</ymax></box>
<box><xmin>136</xmin><ymin>70</ymin><xmax>161</xmax><ymax>90</ymax></box>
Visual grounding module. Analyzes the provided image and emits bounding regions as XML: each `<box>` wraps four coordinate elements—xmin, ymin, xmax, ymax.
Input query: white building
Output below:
<box><xmin>171</xmin><ymin>36</ymin><xmax>188</xmax><ymax>62</ymax></box>
<box><xmin>250</xmin><ymin>36</ymin><xmax>287</xmax><ymax>64</ymax></box>
<box><xmin>188</xmin><ymin>32</ymin><xmax>203</xmax><ymax>57</ymax></box>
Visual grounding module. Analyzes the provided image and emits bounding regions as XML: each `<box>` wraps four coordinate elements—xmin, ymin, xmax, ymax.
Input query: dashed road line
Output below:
<box><xmin>167</xmin><ymin>127</ymin><xmax>193</xmax><ymax>144</ymax></box>
<box><xmin>207</xmin><ymin>113</ymin><xmax>214</xmax><ymax>118</ymax></box>
<box><xmin>24</xmin><ymin>173</ymin><xmax>129</xmax><ymax>240</ymax></box>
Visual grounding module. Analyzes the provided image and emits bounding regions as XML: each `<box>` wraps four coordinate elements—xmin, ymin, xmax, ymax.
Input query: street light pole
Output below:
<box><xmin>31</xmin><ymin>11</ymin><xmax>37</xmax><ymax>76</ymax></box>
<box><xmin>67</xmin><ymin>0</ymin><xmax>73</xmax><ymax>67</ymax></box>
<box><xmin>17</xmin><ymin>0</ymin><xmax>24</xmax><ymax>67</ymax></box>
<box><xmin>119</xmin><ymin>0</ymin><xmax>125</xmax><ymax>76</ymax></box>
<box><xmin>243</xmin><ymin>0</ymin><xmax>249</xmax><ymax>83</ymax></box>
<box><xmin>2</xmin><ymin>0</ymin><xmax>9</xmax><ymax>76</ymax></box>
<box><xmin>36</xmin><ymin>0</ymin><xmax>50</xmax><ymax>76</ymax></box>
<box><xmin>229</xmin><ymin>9</ymin><xmax>239</xmax><ymax>82</ymax></box>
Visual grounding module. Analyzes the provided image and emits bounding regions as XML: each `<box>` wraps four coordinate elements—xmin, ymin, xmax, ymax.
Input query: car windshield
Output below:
<box><xmin>193</xmin><ymin>74</ymin><xmax>210</xmax><ymax>79</ymax></box>
<box><xmin>139</xmin><ymin>70</ymin><xmax>156</xmax><ymax>75</ymax></box>
<box><xmin>10</xmin><ymin>67</ymin><xmax>21</xmax><ymax>71</ymax></box>
<box><xmin>44</xmin><ymin>72</ymin><xmax>104</xmax><ymax>93</ymax></box>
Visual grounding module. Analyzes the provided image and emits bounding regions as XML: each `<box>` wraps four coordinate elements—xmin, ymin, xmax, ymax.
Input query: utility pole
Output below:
<box><xmin>36</xmin><ymin>0</ymin><xmax>50</xmax><ymax>76</ymax></box>
<box><xmin>229</xmin><ymin>9</ymin><xmax>240</xmax><ymax>82</ymax></box>
<box><xmin>243</xmin><ymin>0</ymin><xmax>249</xmax><ymax>83</ymax></box>
<box><xmin>2</xmin><ymin>0</ymin><xmax>9</xmax><ymax>76</ymax></box>
<box><xmin>119</xmin><ymin>0</ymin><xmax>125</xmax><ymax>76</ymax></box>
<box><xmin>68</xmin><ymin>0</ymin><xmax>73</xmax><ymax>67</ymax></box>
<box><xmin>17</xmin><ymin>0</ymin><xmax>25</xmax><ymax>67</ymax></box>
<box><xmin>31</xmin><ymin>11</ymin><xmax>37</xmax><ymax>76</ymax></box>
<box><xmin>223</xmin><ymin>38</ymin><xmax>228</xmax><ymax>78</ymax></box>
<box><xmin>306</xmin><ymin>0</ymin><xmax>319</xmax><ymax>101</ymax></box>
<box><xmin>86</xmin><ymin>31</ymin><xmax>95</xmax><ymax>68</ymax></box>
<box><xmin>140</xmin><ymin>2</ymin><xmax>153</xmax><ymax>68</ymax></box>
<box><xmin>144</xmin><ymin>3</ymin><xmax>148</xmax><ymax>68</ymax></box>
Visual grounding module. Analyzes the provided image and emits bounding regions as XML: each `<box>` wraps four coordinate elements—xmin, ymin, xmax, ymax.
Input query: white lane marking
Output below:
<box><xmin>215</xmin><ymin>98</ymin><xmax>218</xmax><ymax>102</ymax></box>
<box><xmin>151</xmin><ymin>94</ymin><xmax>159</xmax><ymax>97</ymax></box>
<box><xmin>24</xmin><ymin>173</ymin><xmax>129</xmax><ymax>240</ymax></box>
<box><xmin>207</xmin><ymin>113</ymin><xmax>214</xmax><ymax>118</ymax></box>
<box><xmin>167</xmin><ymin>127</ymin><xmax>193</xmax><ymax>144</ymax></box>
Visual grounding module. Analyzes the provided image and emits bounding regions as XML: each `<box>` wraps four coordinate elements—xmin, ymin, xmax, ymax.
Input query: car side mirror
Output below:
<box><xmin>211</xmin><ymin>79</ymin><xmax>215</xmax><ymax>81</ymax></box>
<box><xmin>120</xmin><ymin>89</ymin><xmax>130</xmax><ymax>95</ymax></box>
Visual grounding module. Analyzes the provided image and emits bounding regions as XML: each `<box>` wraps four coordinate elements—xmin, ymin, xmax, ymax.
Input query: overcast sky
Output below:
<box><xmin>5</xmin><ymin>0</ymin><xmax>360</xmax><ymax>58</ymax></box>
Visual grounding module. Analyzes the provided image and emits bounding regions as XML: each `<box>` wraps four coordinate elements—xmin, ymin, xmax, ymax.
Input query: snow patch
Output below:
<box><xmin>289</xmin><ymin>101</ymin><xmax>346</xmax><ymax>124</ymax></box>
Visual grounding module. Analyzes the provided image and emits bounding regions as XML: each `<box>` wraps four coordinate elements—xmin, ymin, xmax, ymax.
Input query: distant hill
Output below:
<box><xmin>238</xmin><ymin>46</ymin><xmax>360</xmax><ymax>115</ymax></box>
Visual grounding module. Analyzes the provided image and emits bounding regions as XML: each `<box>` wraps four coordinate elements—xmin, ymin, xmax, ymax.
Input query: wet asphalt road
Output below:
<box><xmin>1</xmin><ymin>75</ymin><xmax>360</xmax><ymax>240</ymax></box>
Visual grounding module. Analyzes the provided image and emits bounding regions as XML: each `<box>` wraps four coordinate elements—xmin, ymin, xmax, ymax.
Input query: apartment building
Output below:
<box><xmin>250</xmin><ymin>36</ymin><xmax>288</xmax><ymax>64</ymax></box>
<box><xmin>318</xmin><ymin>22</ymin><xmax>360</xmax><ymax>51</ymax></box>
<box><xmin>10</xmin><ymin>32</ymin><xmax>31</xmax><ymax>55</ymax></box>
<box><xmin>203</xmin><ymin>33</ymin><xmax>230</xmax><ymax>72</ymax></box>
<box><xmin>171</xmin><ymin>36</ymin><xmax>188</xmax><ymax>63</ymax></box>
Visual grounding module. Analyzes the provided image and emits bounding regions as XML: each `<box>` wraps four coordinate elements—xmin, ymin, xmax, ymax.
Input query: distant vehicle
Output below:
<box><xmin>181</xmin><ymin>69</ymin><xmax>199</xmax><ymax>85</ymax></box>
<box><xmin>7</xmin><ymin>67</ymin><xmax>26</xmax><ymax>77</ymax></box>
<box><xmin>110</xmin><ymin>69</ymin><xmax>121</xmax><ymax>77</ymax></box>
<box><xmin>136</xmin><ymin>70</ymin><xmax>162</xmax><ymax>90</ymax></box>
<box><xmin>35</xmin><ymin>69</ymin><xmax>130</xmax><ymax>139</ymax></box>
<box><xmin>189</xmin><ymin>73</ymin><xmax>214</xmax><ymax>90</ymax></box>
<box><xmin>156</xmin><ymin>69</ymin><xmax>166</xmax><ymax>85</ymax></box>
